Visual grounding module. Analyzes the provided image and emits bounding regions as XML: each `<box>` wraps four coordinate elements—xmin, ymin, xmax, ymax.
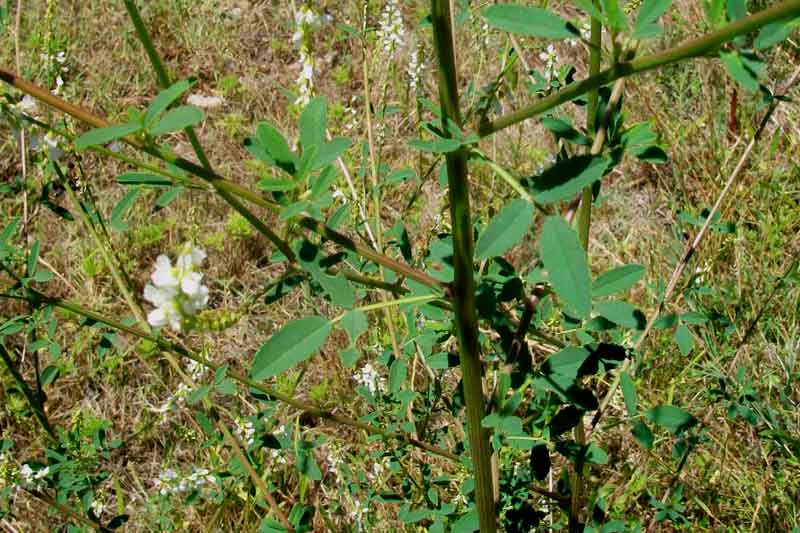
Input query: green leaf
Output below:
<box><xmin>317</xmin><ymin>274</ymin><xmax>355</xmax><ymax>309</ymax></box>
<box><xmin>620</xmin><ymin>371</ymin><xmax>637</xmax><ymax>417</ymax></box>
<box><xmin>540</xmin><ymin>216</ymin><xmax>591</xmax><ymax>318</ymax></box>
<box><xmin>680</xmin><ymin>311</ymin><xmax>708</xmax><ymax>325</ymax></box>
<box><xmin>0</xmin><ymin>216</ymin><xmax>20</xmax><ymax>245</ymax></box>
<box><xmin>26</xmin><ymin>239</ymin><xmax>40</xmax><ymax>278</ymax></box>
<box><xmin>33</xmin><ymin>270</ymin><xmax>54</xmax><ymax>283</ymax></box>
<box><xmin>150</xmin><ymin>105</ymin><xmax>204</xmax><ymax>136</ymax></box>
<box><xmin>594</xmin><ymin>300</ymin><xmax>645</xmax><ymax>330</ymax></box>
<box><xmin>674</xmin><ymin>322</ymin><xmax>694</xmax><ymax>355</ymax></box>
<box><xmin>75</xmin><ymin>122</ymin><xmax>141</xmax><ymax>150</ymax></box>
<box><xmin>144</xmin><ymin>79</ymin><xmax>192</xmax><ymax>126</ymax></box>
<box><xmin>631</xmin><ymin>420</ymin><xmax>654</xmax><ymax>448</ymax></box>
<box><xmin>296</xmin><ymin>443</ymin><xmax>322</xmax><ymax>481</ymax></box>
<box><xmin>719</xmin><ymin>51</ymin><xmax>760</xmax><ymax>92</ymax></box>
<box><xmin>634</xmin><ymin>0</ymin><xmax>672</xmax><ymax>38</ymax></box>
<box><xmin>645</xmin><ymin>405</ymin><xmax>697</xmax><ymax>435</ymax></box>
<box><xmin>155</xmin><ymin>186</ymin><xmax>184</xmax><ymax>208</ymax></box>
<box><xmin>257</xmin><ymin>178</ymin><xmax>298</xmax><ymax>192</ymax></box>
<box><xmin>541</xmin><ymin>117</ymin><xmax>591</xmax><ymax>146</ymax></box>
<box><xmin>585</xmin><ymin>443</ymin><xmax>609</xmax><ymax>465</ymax></box>
<box><xmin>530</xmin><ymin>155</ymin><xmax>609</xmax><ymax>205</ymax></box>
<box><xmin>574</xmin><ymin>0</ymin><xmax>604</xmax><ymax>21</ymax></box>
<box><xmin>408</xmin><ymin>137</ymin><xmax>462</xmax><ymax>153</ymax></box>
<box><xmin>451</xmin><ymin>510</ymin><xmax>479</xmax><ymax>533</ymax></box>
<box><xmin>110</xmin><ymin>188</ymin><xmax>141</xmax><ymax>231</ymax></box>
<box><xmin>339</xmin><ymin>346</ymin><xmax>361</xmax><ymax>367</ymax></box>
<box><xmin>298</xmin><ymin>97</ymin><xmax>327</xmax><ymax>152</ymax></box>
<box><xmin>541</xmin><ymin>346</ymin><xmax>591</xmax><ymax>380</ymax></box>
<box><xmin>754</xmin><ymin>18</ymin><xmax>799</xmax><ymax>49</ymax></box>
<box><xmin>726</xmin><ymin>0</ymin><xmax>746</xmax><ymax>21</ymax></box>
<box><xmin>592</xmin><ymin>264</ymin><xmax>645</xmax><ymax>297</ymax></box>
<box><xmin>389</xmin><ymin>359</ymin><xmax>407</xmax><ymax>394</ymax></box>
<box><xmin>187</xmin><ymin>384</ymin><xmax>212</xmax><ymax>405</ymax></box>
<box><xmin>340</xmin><ymin>310</ymin><xmax>368</xmax><ymax>344</ymax></box>
<box><xmin>251</xmin><ymin>317</ymin><xmax>332</xmax><ymax>380</ymax></box>
<box><xmin>116</xmin><ymin>173</ymin><xmax>172</xmax><ymax>187</ymax></box>
<box><xmin>255</xmin><ymin>122</ymin><xmax>296</xmax><ymax>173</ymax></box>
<box><xmin>600</xmin><ymin>0</ymin><xmax>629</xmax><ymax>30</ymax></box>
<box><xmin>474</xmin><ymin>199</ymin><xmax>534</xmax><ymax>260</ymax></box>
<box><xmin>483</xmin><ymin>4</ymin><xmax>577</xmax><ymax>39</ymax></box>
<box><xmin>312</xmin><ymin>137</ymin><xmax>351</xmax><ymax>170</ymax></box>
<box><xmin>622</xmin><ymin>122</ymin><xmax>668</xmax><ymax>163</ymax></box>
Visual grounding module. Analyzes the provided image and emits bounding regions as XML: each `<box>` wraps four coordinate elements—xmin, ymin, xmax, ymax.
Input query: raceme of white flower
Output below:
<box><xmin>185</xmin><ymin>358</ymin><xmax>208</xmax><ymax>382</ymax></box>
<box><xmin>407</xmin><ymin>48</ymin><xmax>425</xmax><ymax>94</ymax></box>
<box><xmin>376</xmin><ymin>0</ymin><xmax>406</xmax><ymax>53</ymax></box>
<box><xmin>19</xmin><ymin>464</ymin><xmax>49</xmax><ymax>490</ymax></box>
<box><xmin>354</xmin><ymin>362</ymin><xmax>386</xmax><ymax>394</ymax></box>
<box><xmin>152</xmin><ymin>382</ymin><xmax>191</xmax><ymax>419</ymax></box>
<box><xmin>234</xmin><ymin>418</ymin><xmax>256</xmax><ymax>447</ymax></box>
<box><xmin>292</xmin><ymin>5</ymin><xmax>329</xmax><ymax>106</ymax></box>
<box><xmin>143</xmin><ymin>243</ymin><xmax>209</xmax><ymax>332</ymax></box>
<box><xmin>90</xmin><ymin>496</ymin><xmax>106</xmax><ymax>518</ymax></box>
<box><xmin>539</xmin><ymin>44</ymin><xmax>559</xmax><ymax>82</ymax></box>
<box><xmin>154</xmin><ymin>466</ymin><xmax>216</xmax><ymax>497</ymax></box>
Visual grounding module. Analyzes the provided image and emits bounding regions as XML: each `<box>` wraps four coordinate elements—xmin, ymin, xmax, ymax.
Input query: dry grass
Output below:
<box><xmin>1</xmin><ymin>0</ymin><xmax>799</xmax><ymax>531</ymax></box>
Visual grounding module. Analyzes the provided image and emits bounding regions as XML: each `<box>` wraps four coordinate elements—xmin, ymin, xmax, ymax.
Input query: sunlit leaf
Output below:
<box><xmin>150</xmin><ymin>105</ymin><xmax>204</xmax><ymax>136</ymax></box>
<box><xmin>645</xmin><ymin>405</ymin><xmax>697</xmax><ymax>435</ymax></box>
<box><xmin>144</xmin><ymin>79</ymin><xmax>193</xmax><ymax>126</ymax></box>
<box><xmin>475</xmin><ymin>199</ymin><xmax>534</xmax><ymax>260</ymax></box>
<box><xmin>540</xmin><ymin>216</ymin><xmax>591</xmax><ymax>318</ymax></box>
<box><xmin>483</xmin><ymin>4</ymin><xmax>577</xmax><ymax>39</ymax></box>
<box><xmin>75</xmin><ymin>122</ymin><xmax>141</xmax><ymax>150</ymax></box>
<box><xmin>116</xmin><ymin>172</ymin><xmax>172</xmax><ymax>187</ymax></box>
<box><xmin>592</xmin><ymin>264</ymin><xmax>646</xmax><ymax>297</ymax></box>
<box><xmin>530</xmin><ymin>155</ymin><xmax>609</xmax><ymax>205</ymax></box>
<box><xmin>251</xmin><ymin>317</ymin><xmax>332</xmax><ymax>380</ymax></box>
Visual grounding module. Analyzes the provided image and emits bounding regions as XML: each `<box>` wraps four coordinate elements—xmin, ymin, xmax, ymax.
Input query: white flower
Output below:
<box><xmin>19</xmin><ymin>464</ymin><xmax>34</xmax><ymax>484</ymax></box>
<box><xmin>407</xmin><ymin>48</ymin><xmax>425</xmax><ymax>94</ymax></box>
<box><xmin>580</xmin><ymin>22</ymin><xmax>592</xmax><ymax>41</ymax></box>
<box><xmin>539</xmin><ymin>44</ymin><xmax>559</xmax><ymax>82</ymax></box>
<box><xmin>143</xmin><ymin>244</ymin><xmax>209</xmax><ymax>332</ymax></box>
<box><xmin>154</xmin><ymin>466</ymin><xmax>215</xmax><ymax>498</ymax></box>
<box><xmin>354</xmin><ymin>363</ymin><xmax>386</xmax><ymax>394</ymax></box>
<box><xmin>43</xmin><ymin>131</ymin><xmax>62</xmax><ymax>161</ymax></box>
<box><xmin>19</xmin><ymin>95</ymin><xmax>37</xmax><ymax>114</ymax></box>
<box><xmin>90</xmin><ymin>497</ymin><xmax>106</xmax><ymax>517</ymax></box>
<box><xmin>377</xmin><ymin>1</ymin><xmax>405</xmax><ymax>53</ymax></box>
<box><xmin>185</xmin><ymin>359</ymin><xmax>208</xmax><ymax>382</ymax></box>
<box><xmin>234</xmin><ymin>418</ymin><xmax>256</xmax><ymax>447</ymax></box>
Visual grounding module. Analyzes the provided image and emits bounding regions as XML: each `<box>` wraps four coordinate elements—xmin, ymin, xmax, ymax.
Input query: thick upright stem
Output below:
<box><xmin>577</xmin><ymin>13</ymin><xmax>603</xmax><ymax>251</ymax></box>
<box><xmin>430</xmin><ymin>1</ymin><xmax>496</xmax><ymax>531</ymax></box>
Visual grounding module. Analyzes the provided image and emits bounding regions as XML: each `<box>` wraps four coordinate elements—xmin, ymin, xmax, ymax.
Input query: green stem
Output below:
<box><xmin>330</xmin><ymin>294</ymin><xmax>441</xmax><ymax>324</ymax></box>
<box><xmin>479</xmin><ymin>0</ymin><xmax>800</xmax><ymax>137</ymax></box>
<box><xmin>5</xmin><ymin>291</ymin><xmax>460</xmax><ymax>463</ymax></box>
<box><xmin>123</xmin><ymin>0</ymin><xmax>212</xmax><ymax>171</ymax></box>
<box><xmin>576</xmin><ymin>11</ymin><xmax>603</xmax><ymax>251</ymax></box>
<box><xmin>0</xmin><ymin>343</ymin><xmax>57</xmax><ymax>441</ymax></box>
<box><xmin>572</xmin><ymin>13</ymin><xmax>604</xmax><ymax>529</ymax></box>
<box><xmin>431</xmin><ymin>1</ymin><xmax>496</xmax><ymax>532</ymax></box>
